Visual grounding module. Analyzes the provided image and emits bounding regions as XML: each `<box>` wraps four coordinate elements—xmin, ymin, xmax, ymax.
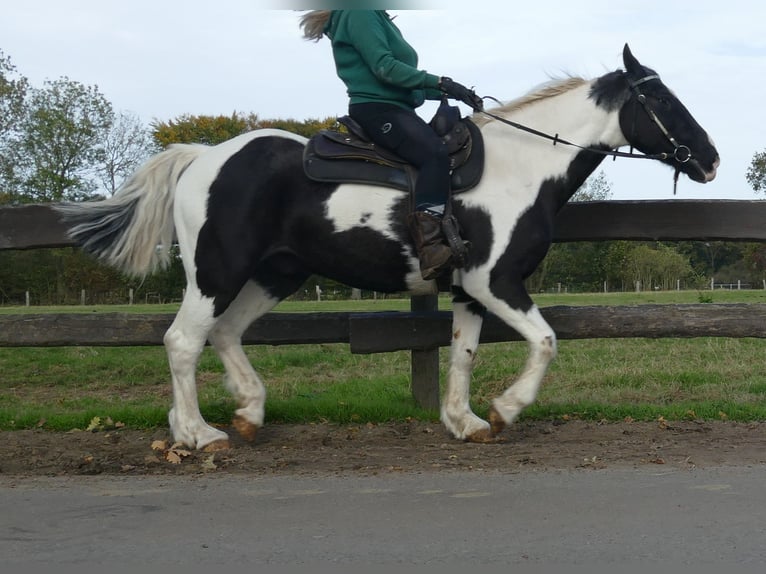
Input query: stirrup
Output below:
<box><xmin>441</xmin><ymin>214</ymin><xmax>469</xmax><ymax>268</ymax></box>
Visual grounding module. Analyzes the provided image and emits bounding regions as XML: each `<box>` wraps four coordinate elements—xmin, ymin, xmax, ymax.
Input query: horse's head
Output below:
<box><xmin>619</xmin><ymin>43</ymin><xmax>719</xmax><ymax>184</ymax></box>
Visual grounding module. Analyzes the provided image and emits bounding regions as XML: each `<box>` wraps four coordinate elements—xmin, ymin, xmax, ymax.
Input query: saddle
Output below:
<box><xmin>303</xmin><ymin>107</ymin><xmax>484</xmax><ymax>195</ymax></box>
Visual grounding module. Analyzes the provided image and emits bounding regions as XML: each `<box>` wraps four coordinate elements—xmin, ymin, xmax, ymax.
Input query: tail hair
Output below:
<box><xmin>56</xmin><ymin>143</ymin><xmax>206</xmax><ymax>277</ymax></box>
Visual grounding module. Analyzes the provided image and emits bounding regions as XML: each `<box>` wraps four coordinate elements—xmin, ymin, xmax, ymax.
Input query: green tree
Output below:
<box><xmin>11</xmin><ymin>77</ymin><xmax>113</xmax><ymax>201</ymax></box>
<box><xmin>152</xmin><ymin>112</ymin><xmax>260</xmax><ymax>147</ymax></box>
<box><xmin>746</xmin><ymin>150</ymin><xmax>766</xmax><ymax>194</ymax></box>
<box><xmin>151</xmin><ymin>112</ymin><xmax>337</xmax><ymax>147</ymax></box>
<box><xmin>621</xmin><ymin>243</ymin><xmax>693</xmax><ymax>290</ymax></box>
<box><xmin>571</xmin><ymin>169</ymin><xmax>613</xmax><ymax>202</ymax></box>
<box><xmin>0</xmin><ymin>50</ymin><xmax>29</xmax><ymax>202</ymax></box>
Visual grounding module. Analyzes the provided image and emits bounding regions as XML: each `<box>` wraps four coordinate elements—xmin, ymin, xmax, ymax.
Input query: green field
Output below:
<box><xmin>1</xmin><ymin>290</ymin><xmax>765</xmax><ymax>431</ymax></box>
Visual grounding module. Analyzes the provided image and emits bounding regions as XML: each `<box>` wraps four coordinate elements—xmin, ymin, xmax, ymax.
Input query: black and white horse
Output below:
<box><xmin>58</xmin><ymin>45</ymin><xmax>719</xmax><ymax>450</ymax></box>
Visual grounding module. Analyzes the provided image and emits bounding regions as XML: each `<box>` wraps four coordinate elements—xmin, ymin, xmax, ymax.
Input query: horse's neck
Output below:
<box><xmin>481</xmin><ymin>83</ymin><xmax>624</xmax><ymax>207</ymax></box>
<box><xmin>508</xmin><ymin>83</ymin><xmax>624</xmax><ymax>150</ymax></box>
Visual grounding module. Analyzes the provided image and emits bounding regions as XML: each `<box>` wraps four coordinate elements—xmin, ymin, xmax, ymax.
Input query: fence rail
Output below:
<box><xmin>3</xmin><ymin>200</ymin><xmax>766</xmax><ymax>250</ymax></box>
<box><xmin>2</xmin><ymin>304</ymin><xmax>765</xmax><ymax>349</ymax></box>
<box><xmin>2</xmin><ymin>201</ymin><xmax>766</xmax><ymax>409</ymax></box>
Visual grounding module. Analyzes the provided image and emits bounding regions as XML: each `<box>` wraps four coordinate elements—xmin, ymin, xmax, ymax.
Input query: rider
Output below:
<box><xmin>300</xmin><ymin>10</ymin><xmax>483</xmax><ymax>280</ymax></box>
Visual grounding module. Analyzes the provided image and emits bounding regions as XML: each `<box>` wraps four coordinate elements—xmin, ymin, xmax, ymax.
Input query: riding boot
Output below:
<box><xmin>407</xmin><ymin>209</ymin><xmax>454</xmax><ymax>280</ymax></box>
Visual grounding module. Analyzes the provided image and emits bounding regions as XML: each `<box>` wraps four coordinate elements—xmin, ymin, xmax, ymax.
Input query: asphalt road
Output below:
<box><xmin>2</xmin><ymin>466</ymin><xmax>765</xmax><ymax>565</ymax></box>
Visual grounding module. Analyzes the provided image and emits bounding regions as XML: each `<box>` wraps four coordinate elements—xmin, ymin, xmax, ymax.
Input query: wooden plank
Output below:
<box><xmin>554</xmin><ymin>200</ymin><xmax>766</xmax><ymax>242</ymax></box>
<box><xmin>4</xmin><ymin>200</ymin><xmax>766</xmax><ymax>251</ymax></box>
<box><xmin>0</xmin><ymin>312</ymin><xmax>351</xmax><ymax>347</ymax></box>
<box><xmin>0</xmin><ymin>204</ymin><xmax>74</xmax><ymax>250</ymax></box>
<box><xmin>5</xmin><ymin>304</ymin><xmax>766</xmax><ymax>349</ymax></box>
<box><xmin>409</xmin><ymin>294</ymin><xmax>440</xmax><ymax>411</ymax></box>
<box><xmin>349</xmin><ymin>304</ymin><xmax>766</xmax><ymax>353</ymax></box>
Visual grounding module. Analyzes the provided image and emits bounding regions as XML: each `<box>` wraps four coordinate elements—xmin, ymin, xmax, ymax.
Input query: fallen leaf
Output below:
<box><xmin>164</xmin><ymin>442</ymin><xmax>192</xmax><ymax>464</ymax></box>
<box><xmin>151</xmin><ymin>440</ymin><xmax>168</xmax><ymax>451</ymax></box>
<box><xmin>165</xmin><ymin>451</ymin><xmax>182</xmax><ymax>464</ymax></box>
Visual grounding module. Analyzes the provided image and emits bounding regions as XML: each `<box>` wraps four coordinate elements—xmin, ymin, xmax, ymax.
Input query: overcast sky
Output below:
<box><xmin>2</xmin><ymin>1</ymin><xmax>764</xmax><ymax>200</ymax></box>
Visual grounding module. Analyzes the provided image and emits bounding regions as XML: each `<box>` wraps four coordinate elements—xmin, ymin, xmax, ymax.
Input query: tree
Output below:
<box><xmin>746</xmin><ymin>150</ymin><xmax>766</xmax><ymax>194</ymax></box>
<box><xmin>0</xmin><ymin>50</ymin><xmax>29</xmax><ymax>202</ymax></box>
<box><xmin>571</xmin><ymin>169</ymin><xmax>613</xmax><ymax>202</ymax></box>
<box><xmin>152</xmin><ymin>113</ymin><xmax>260</xmax><ymax>147</ymax></box>
<box><xmin>97</xmin><ymin>111</ymin><xmax>155</xmax><ymax>195</ymax></box>
<box><xmin>621</xmin><ymin>243</ymin><xmax>693</xmax><ymax>290</ymax></box>
<box><xmin>151</xmin><ymin>112</ymin><xmax>337</xmax><ymax>148</ymax></box>
<box><xmin>11</xmin><ymin>77</ymin><xmax>113</xmax><ymax>202</ymax></box>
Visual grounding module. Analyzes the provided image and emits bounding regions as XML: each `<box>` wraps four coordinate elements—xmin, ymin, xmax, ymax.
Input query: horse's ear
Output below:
<box><xmin>622</xmin><ymin>43</ymin><xmax>642</xmax><ymax>77</ymax></box>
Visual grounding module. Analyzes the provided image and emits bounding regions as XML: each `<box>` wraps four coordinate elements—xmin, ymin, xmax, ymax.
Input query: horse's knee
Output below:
<box><xmin>539</xmin><ymin>334</ymin><xmax>557</xmax><ymax>360</ymax></box>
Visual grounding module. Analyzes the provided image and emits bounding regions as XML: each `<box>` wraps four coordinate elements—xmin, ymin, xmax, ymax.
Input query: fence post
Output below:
<box><xmin>410</xmin><ymin>294</ymin><xmax>440</xmax><ymax>411</ymax></box>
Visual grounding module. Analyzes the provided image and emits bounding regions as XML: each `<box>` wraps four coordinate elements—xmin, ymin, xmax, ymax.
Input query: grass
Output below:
<box><xmin>1</xmin><ymin>291</ymin><xmax>765</xmax><ymax>431</ymax></box>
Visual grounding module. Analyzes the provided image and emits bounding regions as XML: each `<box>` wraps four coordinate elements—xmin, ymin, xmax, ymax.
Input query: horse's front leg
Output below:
<box><xmin>441</xmin><ymin>289</ymin><xmax>496</xmax><ymax>442</ymax></box>
<box><xmin>485</xmin><ymin>300</ymin><xmax>557</xmax><ymax>435</ymax></box>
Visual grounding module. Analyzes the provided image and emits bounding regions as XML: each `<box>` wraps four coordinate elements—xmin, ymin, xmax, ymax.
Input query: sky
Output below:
<box><xmin>1</xmin><ymin>0</ymin><xmax>764</xmax><ymax>201</ymax></box>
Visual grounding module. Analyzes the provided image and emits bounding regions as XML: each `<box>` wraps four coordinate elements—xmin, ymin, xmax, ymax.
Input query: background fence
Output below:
<box><xmin>3</xmin><ymin>200</ymin><xmax>766</xmax><ymax>409</ymax></box>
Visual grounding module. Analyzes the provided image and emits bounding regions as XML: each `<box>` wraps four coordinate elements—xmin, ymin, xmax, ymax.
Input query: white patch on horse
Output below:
<box><xmin>325</xmin><ymin>184</ymin><xmax>400</xmax><ymax>238</ymax></box>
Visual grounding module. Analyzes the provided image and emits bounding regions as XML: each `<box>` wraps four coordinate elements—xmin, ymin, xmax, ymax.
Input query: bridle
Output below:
<box><xmin>626</xmin><ymin>73</ymin><xmax>707</xmax><ymax>192</ymax></box>
<box><xmin>478</xmin><ymin>71</ymin><xmax>706</xmax><ymax>194</ymax></box>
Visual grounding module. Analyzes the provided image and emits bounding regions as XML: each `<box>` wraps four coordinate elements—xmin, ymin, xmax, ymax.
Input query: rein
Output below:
<box><xmin>478</xmin><ymin>72</ymin><xmax>703</xmax><ymax>194</ymax></box>
<box><xmin>479</xmin><ymin>96</ymin><xmax>675</xmax><ymax>163</ymax></box>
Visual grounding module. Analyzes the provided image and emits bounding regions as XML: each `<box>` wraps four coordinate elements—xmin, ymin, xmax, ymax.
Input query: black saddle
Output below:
<box><xmin>303</xmin><ymin>110</ymin><xmax>484</xmax><ymax>194</ymax></box>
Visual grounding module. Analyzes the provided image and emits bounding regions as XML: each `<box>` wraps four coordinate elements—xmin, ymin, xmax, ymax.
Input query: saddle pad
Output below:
<box><xmin>303</xmin><ymin>118</ymin><xmax>484</xmax><ymax>194</ymax></box>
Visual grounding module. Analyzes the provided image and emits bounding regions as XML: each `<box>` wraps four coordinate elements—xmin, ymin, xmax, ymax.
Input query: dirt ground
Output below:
<box><xmin>0</xmin><ymin>418</ymin><xmax>764</xmax><ymax>477</ymax></box>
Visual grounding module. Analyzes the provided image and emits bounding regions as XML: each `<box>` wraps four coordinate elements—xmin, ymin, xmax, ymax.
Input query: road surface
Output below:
<box><xmin>2</xmin><ymin>465</ymin><xmax>765</xmax><ymax>565</ymax></box>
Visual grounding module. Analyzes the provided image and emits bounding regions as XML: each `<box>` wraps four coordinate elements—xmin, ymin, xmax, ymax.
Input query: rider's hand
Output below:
<box><xmin>439</xmin><ymin>77</ymin><xmax>484</xmax><ymax>111</ymax></box>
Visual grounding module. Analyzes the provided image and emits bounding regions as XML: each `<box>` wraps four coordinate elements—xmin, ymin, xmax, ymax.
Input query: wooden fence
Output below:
<box><xmin>3</xmin><ymin>201</ymin><xmax>766</xmax><ymax>410</ymax></box>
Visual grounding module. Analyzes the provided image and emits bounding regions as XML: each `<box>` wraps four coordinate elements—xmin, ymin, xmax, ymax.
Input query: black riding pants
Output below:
<box><xmin>349</xmin><ymin>102</ymin><xmax>450</xmax><ymax>210</ymax></box>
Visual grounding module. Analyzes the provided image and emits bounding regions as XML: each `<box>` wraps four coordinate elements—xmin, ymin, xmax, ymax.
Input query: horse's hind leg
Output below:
<box><xmin>164</xmin><ymin>287</ymin><xmax>230</xmax><ymax>450</ymax></box>
<box><xmin>207</xmin><ymin>280</ymin><xmax>281</xmax><ymax>443</ymax></box>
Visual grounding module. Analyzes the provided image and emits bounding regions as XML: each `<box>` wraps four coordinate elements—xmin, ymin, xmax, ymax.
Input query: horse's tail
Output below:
<box><xmin>56</xmin><ymin>143</ymin><xmax>206</xmax><ymax>278</ymax></box>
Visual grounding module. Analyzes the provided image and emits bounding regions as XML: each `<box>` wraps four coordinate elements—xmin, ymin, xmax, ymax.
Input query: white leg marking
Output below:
<box><xmin>441</xmin><ymin>300</ymin><xmax>490</xmax><ymax>439</ymax></box>
<box><xmin>164</xmin><ymin>289</ymin><xmax>229</xmax><ymax>449</ymax></box>
<box><xmin>490</xmin><ymin>304</ymin><xmax>557</xmax><ymax>427</ymax></box>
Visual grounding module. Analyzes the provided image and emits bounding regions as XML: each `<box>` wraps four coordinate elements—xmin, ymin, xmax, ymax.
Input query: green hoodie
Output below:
<box><xmin>325</xmin><ymin>10</ymin><xmax>443</xmax><ymax>109</ymax></box>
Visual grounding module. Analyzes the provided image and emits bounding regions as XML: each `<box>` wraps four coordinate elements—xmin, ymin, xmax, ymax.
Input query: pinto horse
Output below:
<box><xmin>58</xmin><ymin>45</ymin><xmax>719</xmax><ymax>450</ymax></box>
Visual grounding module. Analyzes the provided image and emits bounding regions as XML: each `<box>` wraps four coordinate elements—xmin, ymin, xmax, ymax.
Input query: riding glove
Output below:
<box><xmin>439</xmin><ymin>77</ymin><xmax>484</xmax><ymax>111</ymax></box>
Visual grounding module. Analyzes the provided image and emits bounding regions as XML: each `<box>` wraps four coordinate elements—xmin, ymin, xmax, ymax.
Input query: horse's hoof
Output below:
<box><xmin>202</xmin><ymin>439</ymin><xmax>231</xmax><ymax>452</ymax></box>
<box><xmin>465</xmin><ymin>427</ymin><xmax>503</xmax><ymax>444</ymax></box>
<box><xmin>488</xmin><ymin>405</ymin><xmax>507</xmax><ymax>435</ymax></box>
<box><xmin>232</xmin><ymin>415</ymin><xmax>259</xmax><ymax>443</ymax></box>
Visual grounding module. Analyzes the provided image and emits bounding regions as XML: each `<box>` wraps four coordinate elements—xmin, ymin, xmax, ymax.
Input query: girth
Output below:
<box><xmin>303</xmin><ymin>115</ymin><xmax>484</xmax><ymax>194</ymax></box>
